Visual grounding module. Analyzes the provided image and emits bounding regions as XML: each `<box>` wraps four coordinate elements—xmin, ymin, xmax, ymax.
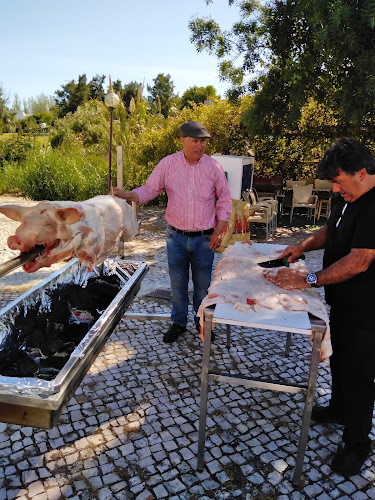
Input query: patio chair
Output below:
<box><xmin>242</xmin><ymin>189</ymin><xmax>258</xmax><ymax>205</ymax></box>
<box><xmin>248</xmin><ymin>202</ymin><xmax>274</xmax><ymax>241</ymax></box>
<box><xmin>285</xmin><ymin>179</ymin><xmax>306</xmax><ymax>189</ymax></box>
<box><xmin>243</xmin><ymin>189</ymin><xmax>278</xmax><ymax>236</ymax></box>
<box><xmin>290</xmin><ymin>184</ymin><xmax>318</xmax><ymax>224</ymax></box>
<box><xmin>257</xmin><ymin>198</ymin><xmax>278</xmax><ymax>234</ymax></box>
<box><xmin>314</xmin><ymin>179</ymin><xmax>333</xmax><ymax>191</ymax></box>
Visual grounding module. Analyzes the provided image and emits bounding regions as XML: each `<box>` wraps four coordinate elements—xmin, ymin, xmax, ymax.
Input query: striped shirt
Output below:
<box><xmin>134</xmin><ymin>152</ymin><xmax>232</xmax><ymax>231</ymax></box>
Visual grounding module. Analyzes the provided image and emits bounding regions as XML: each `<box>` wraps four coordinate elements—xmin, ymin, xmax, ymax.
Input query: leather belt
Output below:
<box><xmin>168</xmin><ymin>224</ymin><xmax>214</xmax><ymax>237</ymax></box>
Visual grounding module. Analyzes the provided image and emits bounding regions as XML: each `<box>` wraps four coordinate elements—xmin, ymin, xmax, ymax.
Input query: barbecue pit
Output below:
<box><xmin>0</xmin><ymin>258</ymin><xmax>148</xmax><ymax>429</ymax></box>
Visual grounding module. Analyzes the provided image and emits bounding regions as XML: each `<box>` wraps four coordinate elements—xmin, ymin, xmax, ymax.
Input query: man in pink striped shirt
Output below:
<box><xmin>114</xmin><ymin>120</ymin><xmax>232</xmax><ymax>343</ymax></box>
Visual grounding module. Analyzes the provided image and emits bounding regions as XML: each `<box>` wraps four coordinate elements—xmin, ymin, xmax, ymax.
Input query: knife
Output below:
<box><xmin>258</xmin><ymin>254</ymin><xmax>305</xmax><ymax>268</ymax></box>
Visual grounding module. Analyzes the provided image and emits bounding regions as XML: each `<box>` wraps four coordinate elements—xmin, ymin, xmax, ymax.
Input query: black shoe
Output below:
<box><xmin>311</xmin><ymin>405</ymin><xmax>344</xmax><ymax>425</ymax></box>
<box><xmin>163</xmin><ymin>323</ymin><xmax>186</xmax><ymax>343</ymax></box>
<box><xmin>331</xmin><ymin>445</ymin><xmax>369</xmax><ymax>477</ymax></box>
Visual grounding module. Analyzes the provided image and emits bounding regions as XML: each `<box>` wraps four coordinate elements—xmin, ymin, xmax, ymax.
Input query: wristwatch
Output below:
<box><xmin>306</xmin><ymin>273</ymin><xmax>318</xmax><ymax>288</ymax></box>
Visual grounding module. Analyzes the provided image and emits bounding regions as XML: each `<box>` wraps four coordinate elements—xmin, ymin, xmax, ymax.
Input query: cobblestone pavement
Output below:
<box><xmin>0</xmin><ymin>198</ymin><xmax>374</xmax><ymax>499</ymax></box>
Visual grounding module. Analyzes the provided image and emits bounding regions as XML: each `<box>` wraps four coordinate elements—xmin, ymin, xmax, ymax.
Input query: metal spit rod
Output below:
<box><xmin>0</xmin><ymin>247</ymin><xmax>44</xmax><ymax>279</ymax></box>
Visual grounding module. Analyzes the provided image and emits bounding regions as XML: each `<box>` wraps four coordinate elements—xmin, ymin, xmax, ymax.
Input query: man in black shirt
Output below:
<box><xmin>265</xmin><ymin>138</ymin><xmax>375</xmax><ymax>477</ymax></box>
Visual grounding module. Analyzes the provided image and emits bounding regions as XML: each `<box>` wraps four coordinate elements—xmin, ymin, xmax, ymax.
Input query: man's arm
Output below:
<box><xmin>313</xmin><ymin>248</ymin><xmax>375</xmax><ymax>286</ymax></box>
<box><xmin>211</xmin><ymin>161</ymin><xmax>232</xmax><ymax>251</ymax></box>
<box><xmin>113</xmin><ymin>187</ymin><xmax>139</xmax><ymax>203</ymax></box>
<box><xmin>113</xmin><ymin>158</ymin><xmax>167</xmax><ymax>205</ymax></box>
<box><xmin>265</xmin><ymin>247</ymin><xmax>375</xmax><ymax>290</ymax></box>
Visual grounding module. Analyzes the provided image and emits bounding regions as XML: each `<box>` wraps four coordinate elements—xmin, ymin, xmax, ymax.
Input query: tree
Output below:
<box><xmin>147</xmin><ymin>73</ymin><xmax>175</xmax><ymax>117</ymax></box>
<box><xmin>113</xmin><ymin>80</ymin><xmax>143</xmax><ymax>109</ymax></box>
<box><xmin>0</xmin><ymin>84</ymin><xmax>10</xmax><ymax>133</ymax></box>
<box><xmin>189</xmin><ymin>0</ymin><xmax>375</xmax><ymax>138</ymax></box>
<box><xmin>54</xmin><ymin>74</ymin><xmax>105</xmax><ymax>117</ymax></box>
<box><xmin>88</xmin><ymin>74</ymin><xmax>105</xmax><ymax>101</ymax></box>
<box><xmin>54</xmin><ymin>74</ymin><xmax>89</xmax><ymax>117</ymax></box>
<box><xmin>26</xmin><ymin>93</ymin><xmax>55</xmax><ymax>114</ymax></box>
<box><xmin>0</xmin><ymin>84</ymin><xmax>9</xmax><ymax>113</ymax></box>
<box><xmin>11</xmin><ymin>93</ymin><xmax>22</xmax><ymax>113</ymax></box>
<box><xmin>180</xmin><ymin>85</ymin><xmax>218</xmax><ymax>108</ymax></box>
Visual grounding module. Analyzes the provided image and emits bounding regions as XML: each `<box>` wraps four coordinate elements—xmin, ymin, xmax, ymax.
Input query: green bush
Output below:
<box><xmin>0</xmin><ymin>148</ymin><xmax>109</xmax><ymax>200</ymax></box>
<box><xmin>0</xmin><ymin>97</ymin><xmax>255</xmax><ymax>200</ymax></box>
<box><xmin>50</xmin><ymin>100</ymin><xmax>108</xmax><ymax>152</ymax></box>
<box><xmin>0</xmin><ymin>134</ymin><xmax>40</xmax><ymax>170</ymax></box>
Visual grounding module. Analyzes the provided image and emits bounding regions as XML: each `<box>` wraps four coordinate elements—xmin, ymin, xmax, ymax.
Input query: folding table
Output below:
<box><xmin>197</xmin><ymin>275</ymin><xmax>327</xmax><ymax>486</ymax></box>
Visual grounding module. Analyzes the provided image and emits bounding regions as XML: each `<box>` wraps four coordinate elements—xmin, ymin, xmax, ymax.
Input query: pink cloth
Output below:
<box><xmin>134</xmin><ymin>152</ymin><xmax>232</xmax><ymax>230</ymax></box>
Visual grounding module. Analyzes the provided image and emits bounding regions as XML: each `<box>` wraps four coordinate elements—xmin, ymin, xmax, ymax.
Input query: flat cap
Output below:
<box><xmin>180</xmin><ymin>120</ymin><xmax>211</xmax><ymax>139</ymax></box>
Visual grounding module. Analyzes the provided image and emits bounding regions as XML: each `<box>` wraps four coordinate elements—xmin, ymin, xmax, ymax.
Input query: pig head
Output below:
<box><xmin>0</xmin><ymin>195</ymin><xmax>139</xmax><ymax>273</ymax></box>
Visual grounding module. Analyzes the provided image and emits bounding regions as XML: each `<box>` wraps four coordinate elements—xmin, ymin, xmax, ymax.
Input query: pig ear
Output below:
<box><xmin>54</xmin><ymin>208</ymin><xmax>82</xmax><ymax>224</ymax></box>
<box><xmin>0</xmin><ymin>205</ymin><xmax>25</xmax><ymax>222</ymax></box>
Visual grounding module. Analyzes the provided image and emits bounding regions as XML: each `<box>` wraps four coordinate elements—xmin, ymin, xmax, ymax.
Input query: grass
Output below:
<box><xmin>0</xmin><ymin>147</ymin><xmax>108</xmax><ymax>200</ymax></box>
<box><xmin>0</xmin><ymin>133</ymin><xmax>49</xmax><ymax>145</ymax></box>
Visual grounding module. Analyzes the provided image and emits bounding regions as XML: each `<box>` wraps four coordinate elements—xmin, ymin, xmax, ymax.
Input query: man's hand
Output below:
<box><xmin>263</xmin><ymin>268</ymin><xmax>309</xmax><ymax>290</ymax></box>
<box><xmin>112</xmin><ymin>187</ymin><xmax>126</xmax><ymax>198</ymax></box>
<box><xmin>278</xmin><ymin>244</ymin><xmax>305</xmax><ymax>264</ymax></box>
<box><xmin>210</xmin><ymin>220</ymin><xmax>227</xmax><ymax>251</ymax></box>
<box><xmin>209</xmin><ymin>230</ymin><xmax>223</xmax><ymax>251</ymax></box>
<box><xmin>112</xmin><ymin>187</ymin><xmax>139</xmax><ymax>203</ymax></box>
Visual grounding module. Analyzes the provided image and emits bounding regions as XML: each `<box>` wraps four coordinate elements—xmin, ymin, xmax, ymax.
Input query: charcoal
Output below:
<box><xmin>0</xmin><ymin>273</ymin><xmax>124</xmax><ymax>380</ymax></box>
<box><xmin>18</xmin><ymin>352</ymin><xmax>38</xmax><ymax>377</ymax></box>
<box><xmin>60</xmin><ymin>342</ymin><xmax>76</xmax><ymax>355</ymax></box>
<box><xmin>64</xmin><ymin>322</ymin><xmax>91</xmax><ymax>342</ymax></box>
<box><xmin>0</xmin><ymin>350</ymin><xmax>37</xmax><ymax>377</ymax></box>
<box><xmin>47</xmin><ymin>298</ymin><xmax>71</xmax><ymax>324</ymax></box>
<box><xmin>60</xmin><ymin>284</ymin><xmax>96</xmax><ymax>311</ymax></box>
<box><xmin>86</xmin><ymin>277</ymin><xmax>121</xmax><ymax>310</ymax></box>
<box><xmin>26</xmin><ymin>328</ymin><xmax>44</xmax><ymax>348</ymax></box>
<box><xmin>39</xmin><ymin>353</ymin><xmax>70</xmax><ymax>370</ymax></box>
<box><xmin>40</xmin><ymin>334</ymin><xmax>63</xmax><ymax>356</ymax></box>
<box><xmin>36</xmin><ymin>367</ymin><xmax>60</xmax><ymax>380</ymax></box>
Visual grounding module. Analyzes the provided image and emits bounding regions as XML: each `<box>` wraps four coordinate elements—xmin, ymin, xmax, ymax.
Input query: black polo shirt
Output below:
<box><xmin>323</xmin><ymin>186</ymin><xmax>375</xmax><ymax>309</ymax></box>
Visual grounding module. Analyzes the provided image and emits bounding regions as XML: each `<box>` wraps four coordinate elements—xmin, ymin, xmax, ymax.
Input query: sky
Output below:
<box><xmin>1</xmin><ymin>0</ymin><xmax>240</xmax><ymax>106</ymax></box>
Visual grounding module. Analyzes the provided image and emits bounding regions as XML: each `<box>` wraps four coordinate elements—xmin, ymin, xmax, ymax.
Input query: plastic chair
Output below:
<box><xmin>290</xmin><ymin>185</ymin><xmax>318</xmax><ymax>224</ymax></box>
<box><xmin>257</xmin><ymin>198</ymin><xmax>278</xmax><ymax>234</ymax></box>
<box><xmin>242</xmin><ymin>189</ymin><xmax>258</xmax><ymax>205</ymax></box>
<box><xmin>243</xmin><ymin>189</ymin><xmax>277</xmax><ymax>237</ymax></box>
<box><xmin>314</xmin><ymin>179</ymin><xmax>333</xmax><ymax>190</ymax></box>
<box><xmin>285</xmin><ymin>179</ymin><xmax>306</xmax><ymax>188</ymax></box>
<box><xmin>248</xmin><ymin>202</ymin><xmax>274</xmax><ymax>240</ymax></box>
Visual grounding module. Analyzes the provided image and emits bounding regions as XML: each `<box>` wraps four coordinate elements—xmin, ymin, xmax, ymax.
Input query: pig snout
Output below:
<box><xmin>7</xmin><ymin>235</ymin><xmax>34</xmax><ymax>252</ymax></box>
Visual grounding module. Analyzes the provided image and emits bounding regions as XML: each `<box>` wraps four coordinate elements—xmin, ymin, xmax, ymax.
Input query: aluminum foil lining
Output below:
<box><xmin>0</xmin><ymin>258</ymin><xmax>146</xmax><ymax>396</ymax></box>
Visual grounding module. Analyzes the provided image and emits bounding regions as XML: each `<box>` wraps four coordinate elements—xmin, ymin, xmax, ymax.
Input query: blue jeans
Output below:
<box><xmin>166</xmin><ymin>226</ymin><xmax>214</xmax><ymax>327</ymax></box>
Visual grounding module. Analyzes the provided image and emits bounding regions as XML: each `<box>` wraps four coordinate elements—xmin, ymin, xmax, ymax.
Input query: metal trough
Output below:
<box><xmin>0</xmin><ymin>258</ymin><xmax>148</xmax><ymax>429</ymax></box>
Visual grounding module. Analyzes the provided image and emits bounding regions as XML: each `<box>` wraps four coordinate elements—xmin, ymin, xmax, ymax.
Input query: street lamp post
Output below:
<box><xmin>104</xmin><ymin>87</ymin><xmax>120</xmax><ymax>193</ymax></box>
<box><xmin>40</xmin><ymin>122</ymin><xmax>47</xmax><ymax>148</ymax></box>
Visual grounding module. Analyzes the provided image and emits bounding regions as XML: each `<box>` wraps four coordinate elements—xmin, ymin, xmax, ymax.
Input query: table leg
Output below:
<box><xmin>226</xmin><ymin>324</ymin><xmax>231</xmax><ymax>349</ymax></box>
<box><xmin>197</xmin><ymin>310</ymin><xmax>214</xmax><ymax>471</ymax></box>
<box><xmin>292</xmin><ymin>330</ymin><xmax>323</xmax><ymax>486</ymax></box>
<box><xmin>285</xmin><ymin>332</ymin><xmax>291</xmax><ymax>356</ymax></box>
